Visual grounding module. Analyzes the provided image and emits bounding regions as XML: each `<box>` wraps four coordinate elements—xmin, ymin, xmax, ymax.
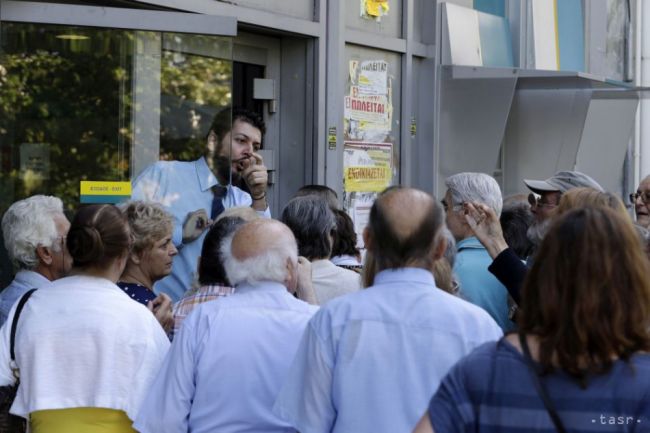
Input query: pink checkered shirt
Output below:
<box><xmin>171</xmin><ymin>284</ymin><xmax>235</xmax><ymax>339</ymax></box>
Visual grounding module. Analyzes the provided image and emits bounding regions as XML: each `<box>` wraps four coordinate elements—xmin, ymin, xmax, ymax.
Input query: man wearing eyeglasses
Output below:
<box><xmin>524</xmin><ymin>171</ymin><xmax>604</xmax><ymax>249</ymax></box>
<box><xmin>0</xmin><ymin>195</ymin><xmax>72</xmax><ymax>327</ymax></box>
<box><xmin>631</xmin><ymin>175</ymin><xmax>650</xmax><ymax>228</ymax></box>
<box><xmin>443</xmin><ymin>172</ymin><xmax>514</xmax><ymax>332</ymax></box>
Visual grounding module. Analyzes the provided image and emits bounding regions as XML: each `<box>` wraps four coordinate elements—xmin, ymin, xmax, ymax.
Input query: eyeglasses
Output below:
<box><xmin>440</xmin><ymin>199</ymin><xmax>462</xmax><ymax>212</ymax></box>
<box><xmin>55</xmin><ymin>235</ymin><xmax>66</xmax><ymax>252</ymax></box>
<box><xmin>527</xmin><ymin>193</ymin><xmax>558</xmax><ymax>209</ymax></box>
<box><xmin>629</xmin><ymin>192</ymin><xmax>650</xmax><ymax>205</ymax></box>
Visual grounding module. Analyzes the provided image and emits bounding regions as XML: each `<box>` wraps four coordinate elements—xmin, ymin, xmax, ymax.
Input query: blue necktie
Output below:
<box><xmin>211</xmin><ymin>186</ymin><xmax>227</xmax><ymax>219</ymax></box>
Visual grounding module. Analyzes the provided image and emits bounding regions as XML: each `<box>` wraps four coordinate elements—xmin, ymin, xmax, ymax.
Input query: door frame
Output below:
<box><xmin>0</xmin><ymin>0</ymin><xmax>236</xmax><ymax>36</ymax></box>
<box><xmin>233</xmin><ymin>31</ymin><xmax>282</xmax><ymax>215</ymax></box>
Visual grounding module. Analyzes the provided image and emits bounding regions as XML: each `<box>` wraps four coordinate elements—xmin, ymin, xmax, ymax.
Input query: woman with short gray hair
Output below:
<box><xmin>281</xmin><ymin>196</ymin><xmax>360</xmax><ymax>304</ymax></box>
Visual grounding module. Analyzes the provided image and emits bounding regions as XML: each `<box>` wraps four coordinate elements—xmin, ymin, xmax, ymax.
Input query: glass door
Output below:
<box><xmin>0</xmin><ymin>22</ymin><xmax>233</xmax><ymax>210</ymax></box>
<box><xmin>0</xmin><ymin>1</ymin><xmax>235</xmax><ymax>285</ymax></box>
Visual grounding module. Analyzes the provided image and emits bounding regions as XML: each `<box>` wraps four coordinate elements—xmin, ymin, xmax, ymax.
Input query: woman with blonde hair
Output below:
<box><xmin>118</xmin><ymin>201</ymin><xmax>177</xmax><ymax>332</ymax></box>
<box><xmin>0</xmin><ymin>204</ymin><xmax>169</xmax><ymax>432</ymax></box>
<box><xmin>415</xmin><ymin>207</ymin><xmax>650</xmax><ymax>432</ymax></box>
<box><xmin>555</xmin><ymin>187</ymin><xmax>628</xmax><ymax>218</ymax></box>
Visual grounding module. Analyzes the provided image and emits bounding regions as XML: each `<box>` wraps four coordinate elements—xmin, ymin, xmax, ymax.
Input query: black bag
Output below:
<box><xmin>0</xmin><ymin>288</ymin><xmax>37</xmax><ymax>433</ymax></box>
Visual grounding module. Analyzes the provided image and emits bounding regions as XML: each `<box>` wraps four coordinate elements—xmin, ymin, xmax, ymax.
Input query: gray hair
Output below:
<box><xmin>2</xmin><ymin>195</ymin><xmax>64</xmax><ymax>269</ymax></box>
<box><xmin>444</xmin><ymin>172</ymin><xmax>503</xmax><ymax>217</ymax></box>
<box><xmin>281</xmin><ymin>195</ymin><xmax>337</xmax><ymax>260</ymax></box>
<box><xmin>220</xmin><ymin>232</ymin><xmax>298</xmax><ymax>286</ymax></box>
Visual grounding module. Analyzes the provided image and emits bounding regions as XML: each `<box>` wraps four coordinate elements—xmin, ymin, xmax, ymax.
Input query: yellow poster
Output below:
<box><xmin>343</xmin><ymin>142</ymin><xmax>393</xmax><ymax>193</ymax></box>
<box><xmin>364</xmin><ymin>0</ymin><xmax>389</xmax><ymax>17</ymax></box>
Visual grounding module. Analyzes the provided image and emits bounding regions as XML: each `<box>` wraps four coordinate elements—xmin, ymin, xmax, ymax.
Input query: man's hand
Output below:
<box><xmin>463</xmin><ymin>202</ymin><xmax>509</xmax><ymax>259</ymax></box>
<box><xmin>148</xmin><ymin>293</ymin><xmax>174</xmax><ymax>333</ymax></box>
<box><xmin>240</xmin><ymin>153</ymin><xmax>268</xmax><ymax>210</ymax></box>
<box><xmin>295</xmin><ymin>256</ymin><xmax>318</xmax><ymax>305</ymax></box>
<box><xmin>182</xmin><ymin>209</ymin><xmax>211</xmax><ymax>244</ymax></box>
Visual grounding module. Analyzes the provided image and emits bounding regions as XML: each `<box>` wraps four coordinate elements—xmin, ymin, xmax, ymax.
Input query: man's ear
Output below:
<box><xmin>362</xmin><ymin>227</ymin><xmax>372</xmax><ymax>250</ymax></box>
<box><xmin>35</xmin><ymin>245</ymin><xmax>53</xmax><ymax>266</ymax></box>
<box><xmin>431</xmin><ymin>236</ymin><xmax>448</xmax><ymax>261</ymax></box>
<box><xmin>285</xmin><ymin>257</ymin><xmax>298</xmax><ymax>293</ymax></box>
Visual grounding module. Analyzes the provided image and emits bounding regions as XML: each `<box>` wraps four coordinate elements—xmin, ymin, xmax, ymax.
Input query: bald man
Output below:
<box><xmin>135</xmin><ymin>219</ymin><xmax>318</xmax><ymax>433</ymax></box>
<box><xmin>273</xmin><ymin>187</ymin><xmax>502</xmax><ymax>433</ymax></box>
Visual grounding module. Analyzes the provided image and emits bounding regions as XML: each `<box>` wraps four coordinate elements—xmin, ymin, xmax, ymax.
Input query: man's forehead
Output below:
<box><xmin>232</xmin><ymin>119</ymin><xmax>262</xmax><ymax>141</ymax></box>
<box><xmin>53</xmin><ymin>213</ymin><xmax>70</xmax><ymax>232</ymax></box>
<box><xmin>639</xmin><ymin>177</ymin><xmax>650</xmax><ymax>191</ymax></box>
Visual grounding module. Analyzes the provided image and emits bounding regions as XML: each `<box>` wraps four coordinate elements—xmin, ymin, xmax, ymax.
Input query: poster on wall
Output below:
<box><xmin>344</xmin><ymin>60</ymin><xmax>393</xmax><ymax>143</ymax></box>
<box><xmin>343</xmin><ymin>58</ymin><xmax>395</xmax><ymax>250</ymax></box>
<box><xmin>350</xmin><ymin>193</ymin><xmax>374</xmax><ymax>249</ymax></box>
<box><xmin>343</xmin><ymin>141</ymin><xmax>393</xmax><ymax>193</ymax></box>
<box><xmin>361</xmin><ymin>0</ymin><xmax>390</xmax><ymax>21</ymax></box>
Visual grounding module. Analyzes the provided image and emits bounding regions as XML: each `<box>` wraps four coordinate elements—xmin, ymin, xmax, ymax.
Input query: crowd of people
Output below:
<box><xmin>0</xmin><ymin>108</ymin><xmax>648</xmax><ymax>432</ymax></box>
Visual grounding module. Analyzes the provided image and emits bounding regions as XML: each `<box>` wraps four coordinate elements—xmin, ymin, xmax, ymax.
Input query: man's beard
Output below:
<box><xmin>214</xmin><ymin>155</ymin><xmax>244</xmax><ymax>188</ymax></box>
<box><xmin>526</xmin><ymin>218</ymin><xmax>551</xmax><ymax>246</ymax></box>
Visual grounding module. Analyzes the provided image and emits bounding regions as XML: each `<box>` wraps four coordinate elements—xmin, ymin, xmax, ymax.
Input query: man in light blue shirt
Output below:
<box><xmin>134</xmin><ymin>219</ymin><xmax>318</xmax><ymax>433</ymax></box>
<box><xmin>443</xmin><ymin>172</ymin><xmax>515</xmax><ymax>331</ymax></box>
<box><xmin>132</xmin><ymin>108</ymin><xmax>271</xmax><ymax>300</ymax></box>
<box><xmin>273</xmin><ymin>187</ymin><xmax>502</xmax><ymax>433</ymax></box>
<box><xmin>0</xmin><ymin>195</ymin><xmax>72</xmax><ymax>326</ymax></box>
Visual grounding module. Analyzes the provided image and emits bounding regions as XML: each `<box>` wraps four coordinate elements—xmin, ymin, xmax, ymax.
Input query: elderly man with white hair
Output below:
<box><xmin>134</xmin><ymin>218</ymin><xmax>317</xmax><ymax>433</ymax></box>
<box><xmin>443</xmin><ymin>172</ymin><xmax>514</xmax><ymax>331</ymax></box>
<box><xmin>0</xmin><ymin>195</ymin><xmax>72</xmax><ymax>326</ymax></box>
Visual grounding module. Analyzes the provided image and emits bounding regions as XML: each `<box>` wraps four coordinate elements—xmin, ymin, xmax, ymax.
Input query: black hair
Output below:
<box><xmin>207</xmin><ymin>107</ymin><xmax>266</xmax><ymax>144</ymax></box>
<box><xmin>198</xmin><ymin>216</ymin><xmax>246</xmax><ymax>286</ymax></box>
<box><xmin>331</xmin><ymin>209</ymin><xmax>360</xmax><ymax>258</ymax></box>
<box><xmin>500</xmin><ymin>202</ymin><xmax>534</xmax><ymax>259</ymax></box>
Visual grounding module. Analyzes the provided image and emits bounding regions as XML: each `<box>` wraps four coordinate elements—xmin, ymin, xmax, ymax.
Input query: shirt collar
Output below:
<box><xmin>234</xmin><ymin>281</ymin><xmax>289</xmax><ymax>295</ymax></box>
<box><xmin>372</xmin><ymin>268</ymin><xmax>436</xmax><ymax>287</ymax></box>
<box><xmin>195</xmin><ymin>156</ymin><xmax>221</xmax><ymax>192</ymax></box>
<box><xmin>14</xmin><ymin>269</ymin><xmax>51</xmax><ymax>287</ymax></box>
<box><xmin>456</xmin><ymin>236</ymin><xmax>485</xmax><ymax>250</ymax></box>
<box><xmin>52</xmin><ymin>275</ymin><xmax>123</xmax><ymax>292</ymax></box>
<box><xmin>310</xmin><ymin>259</ymin><xmax>337</xmax><ymax>270</ymax></box>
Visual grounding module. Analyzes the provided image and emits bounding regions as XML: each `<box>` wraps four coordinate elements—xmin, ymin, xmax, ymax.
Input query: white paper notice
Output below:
<box><xmin>358</xmin><ymin>60</ymin><xmax>388</xmax><ymax>95</ymax></box>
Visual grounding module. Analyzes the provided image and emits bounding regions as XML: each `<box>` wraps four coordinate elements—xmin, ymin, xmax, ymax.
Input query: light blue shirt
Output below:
<box><xmin>454</xmin><ymin>236</ymin><xmax>515</xmax><ymax>331</ymax></box>
<box><xmin>134</xmin><ymin>281</ymin><xmax>318</xmax><ymax>433</ymax></box>
<box><xmin>131</xmin><ymin>157</ymin><xmax>270</xmax><ymax>301</ymax></box>
<box><xmin>0</xmin><ymin>270</ymin><xmax>50</xmax><ymax>327</ymax></box>
<box><xmin>273</xmin><ymin>268</ymin><xmax>502</xmax><ymax>433</ymax></box>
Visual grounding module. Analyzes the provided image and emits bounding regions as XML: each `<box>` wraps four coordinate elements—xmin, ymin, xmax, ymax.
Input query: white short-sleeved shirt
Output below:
<box><xmin>0</xmin><ymin>275</ymin><xmax>170</xmax><ymax>421</ymax></box>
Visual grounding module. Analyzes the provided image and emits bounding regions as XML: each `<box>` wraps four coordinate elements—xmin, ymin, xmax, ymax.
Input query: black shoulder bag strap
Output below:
<box><xmin>9</xmin><ymin>289</ymin><xmax>37</xmax><ymax>374</ymax></box>
<box><xmin>519</xmin><ymin>332</ymin><xmax>567</xmax><ymax>433</ymax></box>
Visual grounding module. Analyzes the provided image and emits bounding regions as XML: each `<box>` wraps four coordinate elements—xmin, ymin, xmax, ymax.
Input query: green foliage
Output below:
<box><xmin>0</xmin><ymin>24</ymin><xmax>232</xmax><ymax>212</ymax></box>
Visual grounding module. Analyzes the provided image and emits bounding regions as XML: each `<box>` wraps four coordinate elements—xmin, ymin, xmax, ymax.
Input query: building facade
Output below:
<box><xmin>0</xmin><ymin>0</ymin><xmax>642</xmax><ymax>284</ymax></box>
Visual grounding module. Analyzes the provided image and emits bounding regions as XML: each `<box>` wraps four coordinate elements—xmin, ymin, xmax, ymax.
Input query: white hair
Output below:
<box><xmin>220</xmin><ymin>232</ymin><xmax>298</xmax><ymax>286</ymax></box>
<box><xmin>2</xmin><ymin>195</ymin><xmax>64</xmax><ymax>269</ymax></box>
<box><xmin>445</xmin><ymin>172</ymin><xmax>503</xmax><ymax>217</ymax></box>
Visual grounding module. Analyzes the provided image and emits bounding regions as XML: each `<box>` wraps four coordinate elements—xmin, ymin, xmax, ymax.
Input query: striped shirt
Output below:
<box><xmin>428</xmin><ymin>338</ymin><xmax>650</xmax><ymax>433</ymax></box>
<box><xmin>171</xmin><ymin>284</ymin><xmax>235</xmax><ymax>339</ymax></box>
